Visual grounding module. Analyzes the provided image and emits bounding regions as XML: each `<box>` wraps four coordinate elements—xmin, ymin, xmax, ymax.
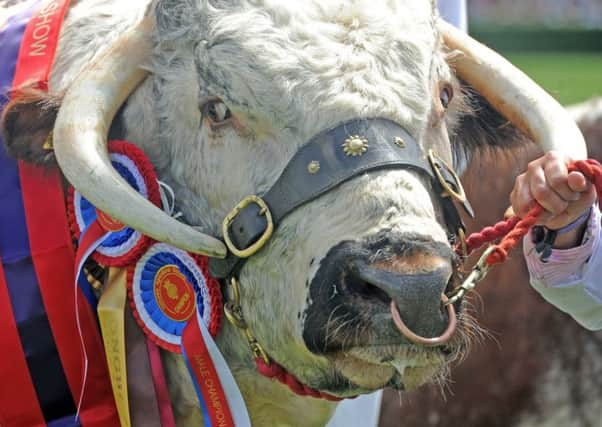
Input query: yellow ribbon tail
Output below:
<box><xmin>98</xmin><ymin>267</ymin><xmax>131</xmax><ymax>427</ymax></box>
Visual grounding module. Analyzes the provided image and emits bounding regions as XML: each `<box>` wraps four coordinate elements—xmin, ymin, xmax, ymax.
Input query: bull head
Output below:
<box><xmin>49</xmin><ymin>0</ymin><xmax>585</xmax><ymax>424</ymax></box>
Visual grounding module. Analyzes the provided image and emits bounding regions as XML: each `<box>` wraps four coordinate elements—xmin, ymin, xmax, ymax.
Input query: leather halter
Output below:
<box><xmin>209</xmin><ymin>117</ymin><xmax>473</xmax><ymax>279</ymax></box>
<box><xmin>210</xmin><ymin>117</ymin><xmax>474</xmax><ymax>400</ymax></box>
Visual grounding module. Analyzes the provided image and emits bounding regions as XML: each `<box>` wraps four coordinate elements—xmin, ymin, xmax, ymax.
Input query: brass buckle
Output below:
<box><xmin>428</xmin><ymin>149</ymin><xmax>467</xmax><ymax>204</ymax></box>
<box><xmin>222</xmin><ymin>195</ymin><xmax>274</xmax><ymax>258</ymax></box>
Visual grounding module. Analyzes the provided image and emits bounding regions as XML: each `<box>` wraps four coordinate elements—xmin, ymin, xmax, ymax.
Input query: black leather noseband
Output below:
<box><xmin>209</xmin><ymin>118</ymin><xmax>473</xmax><ymax>279</ymax></box>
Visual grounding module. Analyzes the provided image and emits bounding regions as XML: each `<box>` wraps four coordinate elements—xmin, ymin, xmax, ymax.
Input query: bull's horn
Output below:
<box><xmin>439</xmin><ymin>19</ymin><xmax>587</xmax><ymax>159</ymax></box>
<box><xmin>53</xmin><ymin>17</ymin><xmax>227</xmax><ymax>258</ymax></box>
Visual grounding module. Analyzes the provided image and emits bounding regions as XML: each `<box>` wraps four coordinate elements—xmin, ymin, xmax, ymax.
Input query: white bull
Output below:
<box><xmin>0</xmin><ymin>0</ymin><xmax>586</xmax><ymax>425</ymax></box>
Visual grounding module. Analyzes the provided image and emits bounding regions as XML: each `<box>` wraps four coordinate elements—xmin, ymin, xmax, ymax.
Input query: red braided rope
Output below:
<box><xmin>255</xmin><ymin>358</ymin><xmax>344</xmax><ymax>401</ymax></box>
<box><xmin>462</xmin><ymin>215</ymin><xmax>522</xmax><ymax>256</ymax></box>
<box><xmin>462</xmin><ymin>159</ymin><xmax>602</xmax><ymax>266</ymax></box>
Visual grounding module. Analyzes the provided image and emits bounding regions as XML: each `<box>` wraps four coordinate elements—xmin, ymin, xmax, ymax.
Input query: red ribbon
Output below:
<box><xmin>0</xmin><ymin>263</ymin><xmax>46</xmax><ymax>426</ymax></box>
<box><xmin>12</xmin><ymin>0</ymin><xmax>73</xmax><ymax>91</ymax></box>
<box><xmin>182</xmin><ymin>316</ymin><xmax>235</xmax><ymax>427</ymax></box>
<box><xmin>74</xmin><ymin>220</ymin><xmax>107</xmax><ymax>277</ymax></box>
<box><xmin>21</xmin><ymin>167</ymin><xmax>120</xmax><ymax>427</ymax></box>
<box><xmin>147</xmin><ymin>339</ymin><xmax>177</xmax><ymax>427</ymax></box>
<box><xmin>10</xmin><ymin>0</ymin><xmax>120</xmax><ymax>424</ymax></box>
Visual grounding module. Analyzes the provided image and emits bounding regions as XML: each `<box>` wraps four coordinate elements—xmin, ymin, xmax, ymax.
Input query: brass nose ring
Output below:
<box><xmin>390</xmin><ymin>295</ymin><xmax>457</xmax><ymax>347</ymax></box>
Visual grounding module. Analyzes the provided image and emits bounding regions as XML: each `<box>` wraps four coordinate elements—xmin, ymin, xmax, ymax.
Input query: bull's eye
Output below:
<box><xmin>439</xmin><ymin>85</ymin><xmax>453</xmax><ymax>109</ymax></box>
<box><xmin>203</xmin><ymin>99</ymin><xmax>232</xmax><ymax>127</ymax></box>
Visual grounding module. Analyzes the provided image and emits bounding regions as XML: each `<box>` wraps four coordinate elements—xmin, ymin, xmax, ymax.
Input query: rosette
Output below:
<box><xmin>128</xmin><ymin>243</ymin><xmax>222</xmax><ymax>353</ymax></box>
<box><xmin>67</xmin><ymin>140</ymin><xmax>161</xmax><ymax>266</ymax></box>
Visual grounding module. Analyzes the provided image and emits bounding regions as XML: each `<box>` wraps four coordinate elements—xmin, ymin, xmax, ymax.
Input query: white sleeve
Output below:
<box><xmin>525</xmin><ymin>205</ymin><xmax>602</xmax><ymax>331</ymax></box>
<box><xmin>437</xmin><ymin>0</ymin><xmax>467</xmax><ymax>32</ymax></box>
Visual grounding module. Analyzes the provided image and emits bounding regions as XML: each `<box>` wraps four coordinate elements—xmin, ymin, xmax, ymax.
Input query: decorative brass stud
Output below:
<box><xmin>307</xmin><ymin>161</ymin><xmax>321</xmax><ymax>174</ymax></box>
<box><xmin>394</xmin><ymin>136</ymin><xmax>406</xmax><ymax>148</ymax></box>
<box><xmin>342</xmin><ymin>135</ymin><xmax>369</xmax><ymax>157</ymax></box>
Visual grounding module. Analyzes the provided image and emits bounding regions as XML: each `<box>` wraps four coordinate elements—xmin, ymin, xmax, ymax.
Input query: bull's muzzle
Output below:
<box><xmin>303</xmin><ymin>234</ymin><xmax>460</xmax><ymax>355</ymax></box>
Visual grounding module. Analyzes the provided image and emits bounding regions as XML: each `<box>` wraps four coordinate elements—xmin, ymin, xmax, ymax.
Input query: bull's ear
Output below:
<box><xmin>450</xmin><ymin>80</ymin><xmax>529</xmax><ymax>171</ymax></box>
<box><xmin>1</xmin><ymin>88</ymin><xmax>60</xmax><ymax>166</ymax></box>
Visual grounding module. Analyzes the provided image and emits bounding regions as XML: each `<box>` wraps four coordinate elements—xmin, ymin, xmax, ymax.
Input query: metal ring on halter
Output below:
<box><xmin>390</xmin><ymin>295</ymin><xmax>457</xmax><ymax>347</ymax></box>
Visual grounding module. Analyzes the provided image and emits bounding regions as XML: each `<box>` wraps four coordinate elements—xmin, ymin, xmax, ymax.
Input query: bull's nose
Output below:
<box><xmin>350</xmin><ymin>257</ymin><xmax>454</xmax><ymax>343</ymax></box>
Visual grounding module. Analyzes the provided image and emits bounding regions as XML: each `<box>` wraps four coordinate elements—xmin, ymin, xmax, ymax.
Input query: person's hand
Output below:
<box><xmin>510</xmin><ymin>151</ymin><xmax>596</xmax><ymax>248</ymax></box>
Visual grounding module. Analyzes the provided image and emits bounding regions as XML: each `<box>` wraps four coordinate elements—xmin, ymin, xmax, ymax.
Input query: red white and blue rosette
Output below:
<box><xmin>127</xmin><ymin>243</ymin><xmax>222</xmax><ymax>353</ymax></box>
<box><xmin>67</xmin><ymin>140</ymin><xmax>161</xmax><ymax>267</ymax></box>
<box><xmin>65</xmin><ymin>140</ymin><xmax>249</xmax><ymax>425</ymax></box>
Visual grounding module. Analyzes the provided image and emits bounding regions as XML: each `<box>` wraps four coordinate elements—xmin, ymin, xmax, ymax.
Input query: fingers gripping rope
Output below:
<box><xmin>446</xmin><ymin>160</ymin><xmax>602</xmax><ymax>306</ymax></box>
<box><xmin>462</xmin><ymin>159</ymin><xmax>602</xmax><ymax>266</ymax></box>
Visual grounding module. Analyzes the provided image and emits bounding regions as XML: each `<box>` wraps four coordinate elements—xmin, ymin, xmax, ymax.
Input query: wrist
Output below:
<box><xmin>532</xmin><ymin>207</ymin><xmax>592</xmax><ymax>260</ymax></box>
<box><xmin>550</xmin><ymin>207</ymin><xmax>592</xmax><ymax>249</ymax></box>
<box><xmin>548</xmin><ymin>207</ymin><xmax>592</xmax><ymax>235</ymax></box>
<box><xmin>552</xmin><ymin>223</ymin><xmax>588</xmax><ymax>249</ymax></box>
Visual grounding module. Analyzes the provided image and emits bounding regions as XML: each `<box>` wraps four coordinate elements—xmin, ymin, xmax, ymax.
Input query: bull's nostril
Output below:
<box><xmin>341</xmin><ymin>271</ymin><xmax>390</xmax><ymax>305</ymax></box>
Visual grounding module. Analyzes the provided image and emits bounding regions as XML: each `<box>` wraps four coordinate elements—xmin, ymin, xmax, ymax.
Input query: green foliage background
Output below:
<box><xmin>507</xmin><ymin>52</ymin><xmax>602</xmax><ymax>105</ymax></box>
<box><xmin>471</xmin><ymin>29</ymin><xmax>602</xmax><ymax>106</ymax></box>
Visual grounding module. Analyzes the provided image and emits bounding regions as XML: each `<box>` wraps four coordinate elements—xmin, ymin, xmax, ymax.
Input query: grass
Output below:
<box><xmin>503</xmin><ymin>52</ymin><xmax>602</xmax><ymax>106</ymax></box>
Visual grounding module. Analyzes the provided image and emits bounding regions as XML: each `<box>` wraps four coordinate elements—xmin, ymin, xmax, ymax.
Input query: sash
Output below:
<box><xmin>0</xmin><ymin>1</ymin><xmax>119</xmax><ymax>425</ymax></box>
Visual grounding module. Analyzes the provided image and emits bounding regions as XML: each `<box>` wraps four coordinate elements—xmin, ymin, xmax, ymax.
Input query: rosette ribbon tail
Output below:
<box><xmin>97</xmin><ymin>267</ymin><xmax>131</xmax><ymax>427</ymax></box>
<box><xmin>181</xmin><ymin>311</ymin><xmax>251</xmax><ymax>427</ymax></box>
<box><xmin>72</xmin><ymin>220</ymin><xmax>111</xmax><ymax>415</ymax></box>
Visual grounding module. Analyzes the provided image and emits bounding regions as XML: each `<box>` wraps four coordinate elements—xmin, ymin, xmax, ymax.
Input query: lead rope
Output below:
<box><xmin>447</xmin><ymin>159</ymin><xmax>602</xmax><ymax>305</ymax></box>
<box><xmin>255</xmin><ymin>359</ymin><xmax>343</xmax><ymax>401</ymax></box>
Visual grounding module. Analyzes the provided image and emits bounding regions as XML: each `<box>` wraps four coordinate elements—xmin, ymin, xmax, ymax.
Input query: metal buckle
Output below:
<box><xmin>428</xmin><ymin>149</ymin><xmax>467</xmax><ymax>204</ymax></box>
<box><xmin>222</xmin><ymin>195</ymin><xmax>274</xmax><ymax>258</ymax></box>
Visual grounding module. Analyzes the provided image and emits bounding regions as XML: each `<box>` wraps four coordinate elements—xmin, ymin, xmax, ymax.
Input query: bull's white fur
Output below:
<box><xmin>30</xmin><ymin>0</ymin><xmax>453</xmax><ymax>424</ymax></box>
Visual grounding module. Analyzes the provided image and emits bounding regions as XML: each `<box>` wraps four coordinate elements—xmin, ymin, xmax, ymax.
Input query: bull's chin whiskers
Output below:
<box><xmin>430</xmin><ymin>364</ymin><xmax>454</xmax><ymax>401</ymax></box>
<box><xmin>322</xmin><ymin>305</ymin><xmax>352</xmax><ymax>352</ymax></box>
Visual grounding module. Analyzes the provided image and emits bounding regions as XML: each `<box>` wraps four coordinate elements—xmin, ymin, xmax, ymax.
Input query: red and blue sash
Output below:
<box><xmin>0</xmin><ymin>1</ymin><xmax>119</xmax><ymax>426</ymax></box>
